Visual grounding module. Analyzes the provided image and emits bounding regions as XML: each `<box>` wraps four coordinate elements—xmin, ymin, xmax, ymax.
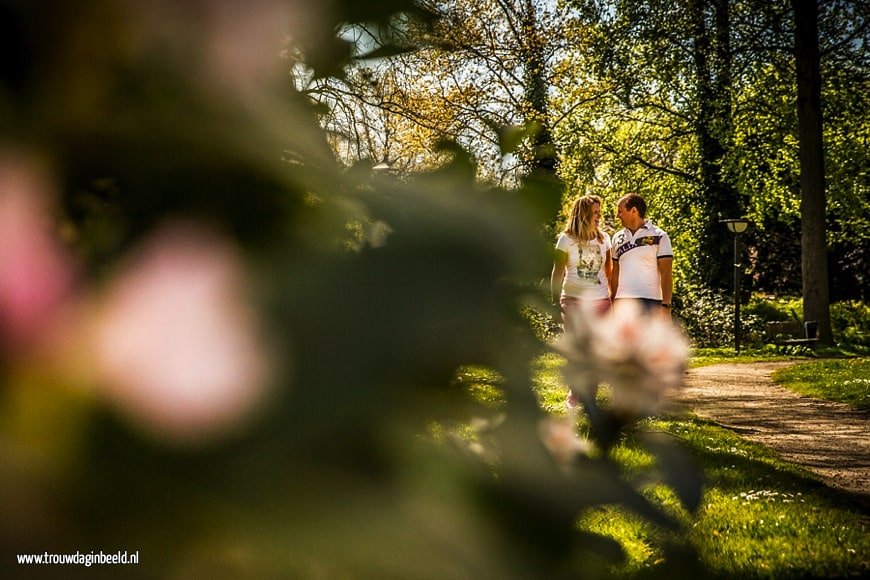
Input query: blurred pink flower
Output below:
<box><xmin>134</xmin><ymin>0</ymin><xmax>297</xmax><ymax>98</ymax></box>
<box><xmin>93</xmin><ymin>223</ymin><xmax>272</xmax><ymax>444</ymax></box>
<box><xmin>539</xmin><ymin>416</ymin><xmax>590</xmax><ymax>465</ymax></box>
<box><xmin>556</xmin><ymin>300</ymin><xmax>689</xmax><ymax>415</ymax></box>
<box><xmin>0</xmin><ymin>156</ymin><xmax>76</xmax><ymax>352</ymax></box>
<box><xmin>203</xmin><ymin>0</ymin><xmax>293</xmax><ymax>93</ymax></box>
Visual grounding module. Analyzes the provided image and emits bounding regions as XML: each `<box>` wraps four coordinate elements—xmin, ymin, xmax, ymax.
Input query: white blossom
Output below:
<box><xmin>556</xmin><ymin>300</ymin><xmax>689</xmax><ymax>415</ymax></box>
<box><xmin>539</xmin><ymin>416</ymin><xmax>590</xmax><ymax>465</ymax></box>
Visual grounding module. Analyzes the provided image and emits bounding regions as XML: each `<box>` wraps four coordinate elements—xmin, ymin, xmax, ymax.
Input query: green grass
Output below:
<box><xmin>772</xmin><ymin>358</ymin><xmax>870</xmax><ymax>411</ymax></box>
<box><xmin>579</xmin><ymin>416</ymin><xmax>869</xmax><ymax>578</ymax></box>
<box><xmin>688</xmin><ymin>347</ymin><xmax>800</xmax><ymax>368</ymax></box>
<box><xmin>532</xmin><ymin>352</ymin><xmax>571</xmax><ymax>414</ymax></box>
<box><xmin>458</xmin><ymin>356</ymin><xmax>870</xmax><ymax>578</ymax></box>
<box><xmin>688</xmin><ymin>345</ymin><xmax>870</xmax><ymax>368</ymax></box>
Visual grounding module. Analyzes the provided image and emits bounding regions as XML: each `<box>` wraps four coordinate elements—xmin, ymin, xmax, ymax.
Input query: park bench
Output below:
<box><xmin>765</xmin><ymin>320</ymin><xmax>819</xmax><ymax>347</ymax></box>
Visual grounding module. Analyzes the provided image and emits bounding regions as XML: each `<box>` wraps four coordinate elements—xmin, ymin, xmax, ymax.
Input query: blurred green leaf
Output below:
<box><xmin>641</xmin><ymin>432</ymin><xmax>704</xmax><ymax>513</ymax></box>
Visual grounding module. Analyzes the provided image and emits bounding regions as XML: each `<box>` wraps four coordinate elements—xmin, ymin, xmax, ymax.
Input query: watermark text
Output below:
<box><xmin>17</xmin><ymin>550</ymin><xmax>139</xmax><ymax>567</ymax></box>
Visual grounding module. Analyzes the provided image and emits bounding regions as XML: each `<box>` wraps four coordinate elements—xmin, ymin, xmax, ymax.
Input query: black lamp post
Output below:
<box><xmin>721</xmin><ymin>218</ymin><xmax>751</xmax><ymax>353</ymax></box>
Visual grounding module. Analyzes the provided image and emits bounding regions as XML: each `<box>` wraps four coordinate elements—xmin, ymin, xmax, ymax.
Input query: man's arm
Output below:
<box><xmin>658</xmin><ymin>257</ymin><xmax>673</xmax><ymax>313</ymax></box>
<box><xmin>610</xmin><ymin>259</ymin><xmax>620</xmax><ymax>299</ymax></box>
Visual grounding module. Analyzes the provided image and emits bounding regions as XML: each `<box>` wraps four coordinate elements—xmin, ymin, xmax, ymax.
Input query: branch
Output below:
<box><xmin>594</xmin><ymin>134</ymin><xmax>699</xmax><ymax>184</ymax></box>
<box><xmin>821</xmin><ymin>17</ymin><xmax>869</xmax><ymax>56</ymax></box>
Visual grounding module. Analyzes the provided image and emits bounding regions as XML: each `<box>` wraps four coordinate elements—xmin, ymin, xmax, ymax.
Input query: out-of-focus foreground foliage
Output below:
<box><xmin>1</xmin><ymin>1</ymin><xmax>704</xmax><ymax>577</ymax></box>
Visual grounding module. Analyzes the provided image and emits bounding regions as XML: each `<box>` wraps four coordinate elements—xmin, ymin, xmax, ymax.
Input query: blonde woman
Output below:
<box><xmin>550</xmin><ymin>195</ymin><xmax>613</xmax><ymax>326</ymax></box>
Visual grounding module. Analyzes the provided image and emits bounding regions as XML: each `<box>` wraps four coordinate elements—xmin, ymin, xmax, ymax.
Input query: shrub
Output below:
<box><xmin>673</xmin><ymin>282</ymin><xmax>763</xmax><ymax>347</ymax></box>
<box><xmin>831</xmin><ymin>301</ymin><xmax>870</xmax><ymax>347</ymax></box>
<box><xmin>742</xmin><ymin>295</ymin><xmax>795</xmax><ymax>322</ymax></box>
<box><xmin>737</xmin><ymin>296</ymin><xmax>869</xmax><ymax>350</ymax></box>
<box><xmin>521</xmin><ymin>303</ymin><xmax>562</xmax><ymax>343</ymax></box>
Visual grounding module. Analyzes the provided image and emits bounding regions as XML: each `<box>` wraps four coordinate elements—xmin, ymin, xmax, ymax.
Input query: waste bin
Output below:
<box><xmin>804</xmin><ymin>320</ymin><xmax>818</xmax><ymax>340</ymax></box>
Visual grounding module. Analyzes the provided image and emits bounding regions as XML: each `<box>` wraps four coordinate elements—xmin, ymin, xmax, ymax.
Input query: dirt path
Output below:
<box><xmin>667</xmin><ymin>361</ymin><xmax>870</xmax><ymax>504</ymax></box>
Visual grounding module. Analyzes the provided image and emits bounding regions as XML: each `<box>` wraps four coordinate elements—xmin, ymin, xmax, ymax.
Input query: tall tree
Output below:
<box><xmin>305</xmin><ymin>0</ymin><xmax>568</xmax><ymax>186</ymax></box>
<box><xmin>519</xmin><ymin>0</ymin><xmax>558</xmax><ymax>174</ymax></box>
<box><xmin>690</xmin><ymin>0</ymin><xmax>741</xmax><ymax>290</ymax></box>
<box><xmin>792</xmin><ymin>0</ymin><xmax>832</xmax><ymax>343</ymax></box>
<box><xmin>556</xmin><ymin>0</ymin><xmax>743</xmax><ymax>290</ymax></box>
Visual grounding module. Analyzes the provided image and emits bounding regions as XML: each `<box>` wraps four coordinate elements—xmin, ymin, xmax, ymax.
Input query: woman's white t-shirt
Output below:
<box><xmin>555</xmin><ymin>232</ymin><xmax>611</xmax><ymax>300</ymax></box>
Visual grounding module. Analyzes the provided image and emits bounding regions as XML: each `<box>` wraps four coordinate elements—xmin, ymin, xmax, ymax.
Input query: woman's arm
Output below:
<box><xmin>551</xmin><ymin>249</ymin><xmax>568</xmax><ymax>304</ymax></box>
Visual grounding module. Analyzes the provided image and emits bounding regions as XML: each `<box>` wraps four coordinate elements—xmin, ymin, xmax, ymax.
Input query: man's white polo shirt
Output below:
<box><xmin>612</xmin><ymin>220</ymin><xmax>673</xmax><ymax>300</ymax></box>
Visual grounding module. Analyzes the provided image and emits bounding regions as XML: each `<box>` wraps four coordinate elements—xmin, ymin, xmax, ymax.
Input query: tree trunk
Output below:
<box><xmin>792</xmin><ymin>0</ymin><xmax>833</xmax><ymax>345</ymax></box>
<box><xmin>691</xmin><ymin>0</ymin><xmax>739</xmax><ymax>292</ymax></box>
<box><xmin>521</xmin><ymin>0</ymin><xmax>556</xmax><ymax>175</ymax></box>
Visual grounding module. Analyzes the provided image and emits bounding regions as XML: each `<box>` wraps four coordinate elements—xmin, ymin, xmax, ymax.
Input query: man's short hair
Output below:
<box><xmin>620</xmin><ymin>193</ymin><xmax>647</xmax><ymax>218</ymax></box>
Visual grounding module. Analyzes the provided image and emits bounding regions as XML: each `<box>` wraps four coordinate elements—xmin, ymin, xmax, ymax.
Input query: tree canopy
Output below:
<box><xmin>315</xmin><ymin>0</ymin><xmax>868</xmax><ymax>308</ymax></box>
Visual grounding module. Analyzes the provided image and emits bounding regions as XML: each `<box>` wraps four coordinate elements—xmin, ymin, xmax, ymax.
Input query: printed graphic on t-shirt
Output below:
<box><xmin>614</xmin><ymin>235</ymin><xmax>661</xmax><ymax>260</ymax></box>
<box><xmin>577</xmin><ymin>242</ymin><xmax>603</xmax><ymax>284</ymax></box>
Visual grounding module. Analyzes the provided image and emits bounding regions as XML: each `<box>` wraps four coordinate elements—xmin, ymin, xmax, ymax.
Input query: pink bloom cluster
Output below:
<box><xmin>0</xmin><ymin>156</ymin><xmax>75</xmax><ymax>351</ymax></box>
<box><xmin>555</xmin><ymin>300</ymin><xmax>689</xmax><ymax>416</ymax></box>
<box><xmin>539</xmin><ymin>416</ymin><xmax>590</xmax><ymax>466</ymax></box>
<box><xmin>0</xmin><ymin>153</ymin><xmax>273</xmax><ymax>445</ymax></box>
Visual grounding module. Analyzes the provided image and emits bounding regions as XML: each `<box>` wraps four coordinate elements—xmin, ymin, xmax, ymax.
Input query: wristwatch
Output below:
<box><xmin>661</xmin><ymin>303</ymin><xmax>671</xmax><ymax>309</ymax></box>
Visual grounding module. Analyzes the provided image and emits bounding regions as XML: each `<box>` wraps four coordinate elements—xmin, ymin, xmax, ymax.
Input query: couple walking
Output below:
<box><xmin>550</xmin><ymin>193</ymin><xmax>673</xmax><ymax>325</ymax></box>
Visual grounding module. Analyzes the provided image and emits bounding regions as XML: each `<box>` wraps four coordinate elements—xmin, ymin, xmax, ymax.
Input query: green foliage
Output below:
<box><xmin>742</xmin><ymin>296</ymin><xmax>795</xmax><ymax>323</ymax></box>
<box><xmin>556</xmin><ymin>0</ymin><xmax>869</xmax><ymax>300</ymax></box>
<box><xmin>521</xmin><ymin>304</ymin><xmax>562</xmax><ymax>344</ymax></box>
<box><xmin>744</xmin><ymin>296</ymin><xmax>870</xmax><ymax>350</ymax></box>
<box><xmin>679</xmin><ymin>291</ymin><xmax>870</xmax><ymax>351</ymax></box>
<box><xmin>672</xmin><ymin>281</ymin><xmax>764</xmax><ymax>348</ymax></box>
<box><xmin>831</xmin><ymin>301</ymin><xmax>870</xmax><ymax>347</ymax></box>
<box><xmin>460</xmin><ymin>354</ymin><xmax>708</xmax><ymax>541</ymax></box>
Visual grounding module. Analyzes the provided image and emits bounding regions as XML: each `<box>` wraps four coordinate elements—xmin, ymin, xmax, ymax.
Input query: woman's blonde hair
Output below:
<box><xmin>564</xmin><ymin>195</ymin><xmax>604</xmax><ymax>243</ymax></box>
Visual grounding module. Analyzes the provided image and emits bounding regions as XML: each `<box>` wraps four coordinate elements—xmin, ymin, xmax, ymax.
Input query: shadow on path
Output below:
<box><xmin>667</xmin><ymin>361</ymin><xmax>870</xmax><ymax>506</ymax></box>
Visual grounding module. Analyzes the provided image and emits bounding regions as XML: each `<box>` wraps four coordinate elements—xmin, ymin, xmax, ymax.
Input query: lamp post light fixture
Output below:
<box><xmin>721</xmin><ymin>218</ymin><xmax>752</xmax><ymax>353</ymax></box>
<box><xmin>722</xmin><ymin>218</ymin><xmax>750</xmax><ymax>235</ymax></box>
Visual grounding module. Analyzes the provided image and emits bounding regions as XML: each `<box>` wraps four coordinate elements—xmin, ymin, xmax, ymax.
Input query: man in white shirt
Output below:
<box><xmin>610</xmin><ymin>194</ymin><xmax>673</xmax><ymax>317</ymax></box>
